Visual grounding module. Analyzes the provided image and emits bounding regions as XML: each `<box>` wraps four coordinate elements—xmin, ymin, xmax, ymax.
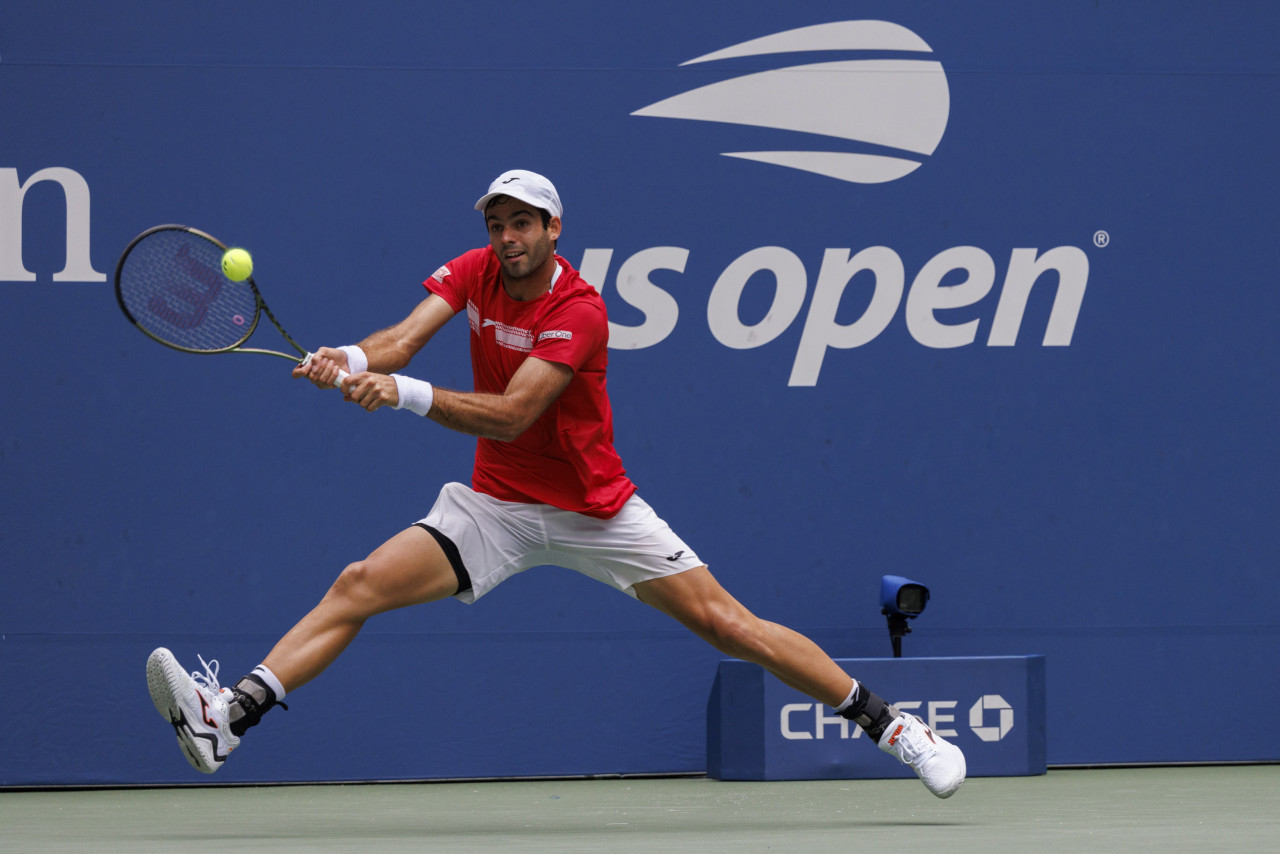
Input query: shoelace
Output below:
<box><xmin>190</xmin><ymin>655</ymin><xmax>225</xmax><ymax>695</ymax></box>
<box><xmin>890</xmin><ymin>721</ymin><xmax>932</xmax><ymax>766</ymax></box>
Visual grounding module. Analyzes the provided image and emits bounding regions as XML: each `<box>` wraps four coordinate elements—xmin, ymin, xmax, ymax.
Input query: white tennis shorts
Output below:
<box><xmin>418</xmin><ymin>482</ymin><xmax>704</xmax><ymax>604</ymax></box>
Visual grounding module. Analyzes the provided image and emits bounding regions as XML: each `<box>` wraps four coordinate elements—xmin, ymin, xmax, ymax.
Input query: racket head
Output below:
<box><xmin>114</xmin><ymin>225</ymin><xmax>266</xmax><ymax>354</ymax></box>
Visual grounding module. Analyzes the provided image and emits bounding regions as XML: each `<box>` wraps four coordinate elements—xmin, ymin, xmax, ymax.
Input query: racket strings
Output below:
<box><xmin>118</xmin><ymin>229</ymin><xmax>260</xmax><ymax>352</ymax></box>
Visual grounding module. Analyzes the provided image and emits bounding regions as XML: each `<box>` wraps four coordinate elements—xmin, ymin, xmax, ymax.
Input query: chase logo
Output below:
<box><xmin>969</xmin><ymin>694</ymin><xmax>1015</xmax><ymax>742</ymax></box>
<box><xmin>632</xmin><ymin>21</ymin><xmax>950</xmax><ymax>184</ymax></box>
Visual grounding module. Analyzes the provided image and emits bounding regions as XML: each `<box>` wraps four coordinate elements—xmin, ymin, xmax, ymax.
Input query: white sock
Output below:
<box><xmin>833</xmin><ymin>679</ymin><xmax>859</xmax><ymax>712</ymax></box>
<box><xmin>251</xmin><ymin>664</ymin><xmax>287</xmax><ymax>702</ymax></box>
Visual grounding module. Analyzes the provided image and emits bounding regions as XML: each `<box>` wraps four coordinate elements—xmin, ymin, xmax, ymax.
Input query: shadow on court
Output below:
<box><xmin>1</xmin><ymin>766</ymin><xmax>1276</xmax><ymax>853</ymax></box>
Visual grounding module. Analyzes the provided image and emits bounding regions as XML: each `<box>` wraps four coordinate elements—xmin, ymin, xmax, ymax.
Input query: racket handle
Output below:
<box><xmin>300</xmin><ymin>352</ymin><xmax>351</xmax><ymax>390</ymax></box>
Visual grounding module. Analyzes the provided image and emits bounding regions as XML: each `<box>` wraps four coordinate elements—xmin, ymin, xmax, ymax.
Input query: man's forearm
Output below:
<box><xmin>427</xmin><ymin>387</ymin><xmax>530</xmax><ymax>442</ymax></box>
<box><xmin>355</xmin><ymin>325</ymin><xmax>417</xmax><ymax>374</ymax></box>
<box><xmin>353</xmin><ymin>293</ymin><xmax>457</xmax><ymax>374</ymax></box>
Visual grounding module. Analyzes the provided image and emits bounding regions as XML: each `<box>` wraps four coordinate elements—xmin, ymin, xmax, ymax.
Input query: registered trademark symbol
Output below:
<box><xmin>1093</xmin><ymin>230</ymin><xmax>1110</xmax><ymax>248</ymax></box>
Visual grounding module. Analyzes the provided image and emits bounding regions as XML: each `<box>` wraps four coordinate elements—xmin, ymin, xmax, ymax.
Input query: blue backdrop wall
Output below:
<box><xmin>2</xmin><ymin>1</ymin><xmax>1277</xmax><ymax>785</ymax></box>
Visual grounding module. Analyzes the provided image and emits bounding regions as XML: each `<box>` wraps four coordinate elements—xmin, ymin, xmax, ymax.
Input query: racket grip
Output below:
<box><xmin>300</xmin><ymin>352</ymin><xmax>351</xmax><ymax>390</ymax></box>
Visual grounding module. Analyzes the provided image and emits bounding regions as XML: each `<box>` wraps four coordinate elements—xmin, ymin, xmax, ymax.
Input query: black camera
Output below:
<box><xmin>880</xmin><ymin>575</ymin><xmax>930</xmax><ymax>657</ymax></box>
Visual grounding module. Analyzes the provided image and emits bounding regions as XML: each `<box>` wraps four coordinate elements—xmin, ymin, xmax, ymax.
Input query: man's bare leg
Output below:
<box><xmin>263</xmin><ymin>526</ymin><xmax>460</xmax><ymax>692</ymax></box>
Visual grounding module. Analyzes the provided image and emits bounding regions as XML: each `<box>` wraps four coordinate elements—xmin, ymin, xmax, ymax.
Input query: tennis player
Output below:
<box><xmin>146</xmin><ymin>169</ymin><xmax>966</xmax><ymax>797</ymax></box>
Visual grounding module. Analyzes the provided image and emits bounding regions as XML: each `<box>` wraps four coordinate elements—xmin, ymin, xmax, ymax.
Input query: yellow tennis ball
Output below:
<box><xmin>221</xmin><ymin>247</ymin><xmax>254</xmax><ymax>281</ymax></box>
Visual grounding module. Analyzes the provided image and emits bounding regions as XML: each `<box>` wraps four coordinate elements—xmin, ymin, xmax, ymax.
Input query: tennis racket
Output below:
<box><xmin>114</xmin><ymin>224</ymin><xmax>345</xmax><ymax>381</ymax></box>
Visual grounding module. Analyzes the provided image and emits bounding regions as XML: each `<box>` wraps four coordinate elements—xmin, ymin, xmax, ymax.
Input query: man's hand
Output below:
<box><xmin>340</xmin><ymin>373</ymin><xmax>401</xmax><ymax>412</ymax></box>
<box><xmin>293</xmin><ymin>347</ymin><xmax>349</xmax><ymax>389</ymax></box>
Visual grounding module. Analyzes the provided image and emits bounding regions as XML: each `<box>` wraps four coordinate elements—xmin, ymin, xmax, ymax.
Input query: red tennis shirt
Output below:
<box><xmin>424</xmin><ymin>247</ymin><xmax>636</xmax><ymax>519</ymax></box>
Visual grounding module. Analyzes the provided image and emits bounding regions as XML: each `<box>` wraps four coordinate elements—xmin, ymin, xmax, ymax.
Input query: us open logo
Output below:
<box><xmin>633</xmin><ymin>20</ymin><xmax>950</xmax><ymax>184</ymax></box>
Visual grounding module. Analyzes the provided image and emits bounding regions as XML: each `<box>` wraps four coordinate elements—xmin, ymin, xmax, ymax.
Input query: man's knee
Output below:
<box><xmin>700</xmin><ymin>609</ymin><xmax>768</xmax><ymax>661</ymax></box>
<box><xmin>327</xmin><ymin>559</ymin><xmax>383</xmax><ymax>615</ymax></box>
<box><xmin>327</xmin><ymin>533</ymin><xmax>459</xmax><ymax>615</ymax></box>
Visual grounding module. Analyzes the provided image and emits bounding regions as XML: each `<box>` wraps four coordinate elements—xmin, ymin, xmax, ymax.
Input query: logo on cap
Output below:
<box><xmin>632</xmin><ymin>20</ymin><xmax>950</xmax><ymax>184</ymax></box>
<box><xmin>476</xmin><ymin>169</ymin><xmax>563</xmax><ymax>218</ymax></box>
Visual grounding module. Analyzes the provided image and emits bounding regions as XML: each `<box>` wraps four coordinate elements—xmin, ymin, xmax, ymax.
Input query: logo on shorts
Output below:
<box><xmin>632</xmin><ymin>20</ymin><xmax>950</xmax><ymax>184</ymax></box>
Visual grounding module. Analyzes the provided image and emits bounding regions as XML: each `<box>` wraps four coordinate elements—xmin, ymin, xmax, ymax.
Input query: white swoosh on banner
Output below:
<box><xmin>679</xmin><ymin>19</ymin><xmax>935</xmax><ymax>65</ymax></box>
<box><xmin>723</xmin><ymin>151</ymin><xmax>925</xmax><ymax>184</ymax></box>
<box><xmin>632</xmin><ymin>21</ymin><xmax>950</xmax><ymax>184</ymax></box>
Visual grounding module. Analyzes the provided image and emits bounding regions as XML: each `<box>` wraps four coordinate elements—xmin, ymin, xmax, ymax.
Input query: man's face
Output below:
<box><xmin>485</xmin><ymin>196</ymin><xmax>561</xmax><ymax>283</ymax></box>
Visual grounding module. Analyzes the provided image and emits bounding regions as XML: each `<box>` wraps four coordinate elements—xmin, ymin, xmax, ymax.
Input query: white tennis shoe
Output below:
<box><xmin>146</xmin><ymin>647</ymin><xmax>239</xmax><ymax>773</ymax></box>
<box><xmin>878</xmin><ymin>713</ymin><xmax>966</xmax><ymax>798</ymax></box>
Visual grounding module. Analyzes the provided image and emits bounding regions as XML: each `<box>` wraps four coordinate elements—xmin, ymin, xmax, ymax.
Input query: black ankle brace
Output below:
<box><xmin>227</xmin><ymin>673</ymin><xmax>287</xmax><ymax>737</ymax></box>
<box><xmin>837</xmin><ymin>687</ymin><xmax>899</xmax><ymax>742</ymax></box>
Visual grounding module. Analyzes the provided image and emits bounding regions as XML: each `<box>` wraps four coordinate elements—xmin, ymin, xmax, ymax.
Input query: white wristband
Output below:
<box><xmin>392</xmin><ymin>374</ymin><xmax>434</xmax><ymax>416</ymax></box>
<box><xmin>336</xmin><ymin>345</ymin><xmax>368</xmax><ymax>375</ymax></box>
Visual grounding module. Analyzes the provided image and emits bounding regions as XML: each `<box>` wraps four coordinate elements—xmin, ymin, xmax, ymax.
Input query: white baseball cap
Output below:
<box><xmin>474</xmin><ymin>169</ymin><xmax>563</xmax><ymax>219</ymax></box>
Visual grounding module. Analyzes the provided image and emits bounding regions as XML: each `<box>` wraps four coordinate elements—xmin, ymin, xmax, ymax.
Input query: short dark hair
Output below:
<box><xmin>485</xmin><ymin>195</ymin><xmax>551</xmax><ymax>228</ymax></box>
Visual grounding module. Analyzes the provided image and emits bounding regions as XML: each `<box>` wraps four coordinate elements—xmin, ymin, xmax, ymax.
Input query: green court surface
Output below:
<box><xmin>2</xmin><ymin>766</ymin><xmax>1276</xmax><ymax>853</ymax></box>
